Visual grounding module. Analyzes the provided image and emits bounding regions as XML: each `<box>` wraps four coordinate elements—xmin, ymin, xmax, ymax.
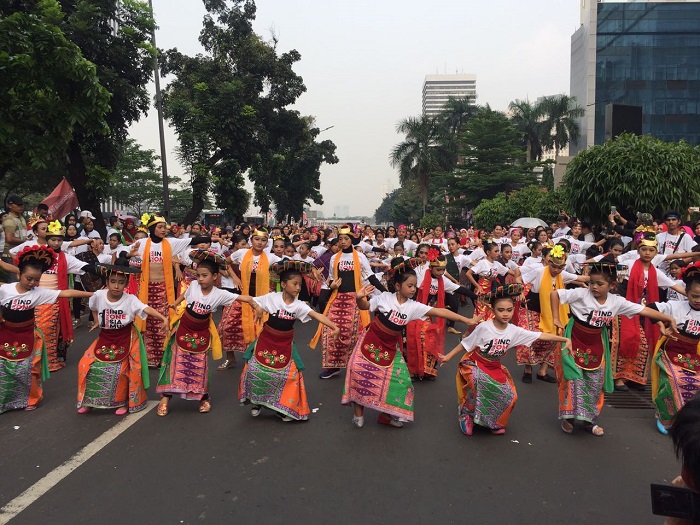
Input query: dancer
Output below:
<box><xmin>1</xmin><ymin>247</ymin><xmax>92</xmax><ymax>413</ymax></box>
<box><xmin>551</xmin><ymin>262</ymin><xmax>677</xmax><ymax>436</ymax></box>
<box><xmin>157</xmin><ymin>250</ymin><xmax>257</xmax><ymax>415</ymax></box>
<box><xmin>651</xmin><ymin>261</ymin><xmax>700</xmax><ymax>434</ymax></box>
<box><xmin>310</xmin><ymin>225</ymin><xmax>386</xmax><ymax>379</ymax></box>
<box><xmin>465</xmin><ymin>241</ymin><xmax>517</xmax><ymax>321</ymax></box>
<box><xmin>439</xmin><ymin>284</ymin><xmax>571</xmax><ymax>435</ymax></box>
<box><xmin>239</xmin><ymin>261</ymin><xmax>339</xmax><ymax>422</ymax></box>
<box><xmin>405</xmin><ymin>249</ymin><xmax>478</xmax><ymax>381</ymax></box>
<box><xmin>343</xmin><ymin>259</ymin><xmax>478</xmax><ymax>428</ymax></box>
<box><xmin>77</xmin><ymin>257</ymin><xmax>168</xmax><ymax>415</ymax></box>
<box><xmin>518</xmin><ymin>245</ymin><xmax>589</xmax><ymax>384</ymax></box>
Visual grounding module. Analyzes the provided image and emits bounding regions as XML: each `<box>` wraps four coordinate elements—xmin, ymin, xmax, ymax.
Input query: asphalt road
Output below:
<box><xmin>0</xmin><ymin>308</ymin><xmax>677</xmax><ymax>524</ymax></box>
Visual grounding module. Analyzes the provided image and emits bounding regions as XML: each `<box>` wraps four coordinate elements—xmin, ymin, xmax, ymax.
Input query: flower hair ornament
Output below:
<box><xmin>14</xmin><ymin>245</ymin><xmax>57</xmax><ymax>272</ymax></box>
<box><xmin>634</xmin><ymin>226</ymin><xmax>656</xmax><ymax>246</ymax></box>
<box><xmin>46</xmin><ymin>220</ymin><xmax>66</xmax><ymax>237</ymax></box>
<box><xmin>549</xmin><ymin>244</ymin><xmax>567</xmax><ymax>266</ymax></box>
<box><xmin>140</xmin><ymin>213</ymin><xmax>166</xmax><ymax>229</ymax></box>
<box><xmin>681</xmin><ymin>260</ymin><xmax>700</xmax><ymax>285</ymax></box>
<box><xmin>426</xmin><ymin>247</ymin><xmax>441</xmax><ymax>262</ymax></box>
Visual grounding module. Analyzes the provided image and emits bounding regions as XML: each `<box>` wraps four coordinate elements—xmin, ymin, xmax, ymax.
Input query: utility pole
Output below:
<box><xmin>148</xmin><ymin>0</ymin><xmax>170</xmax><ymax>221</ymax></box>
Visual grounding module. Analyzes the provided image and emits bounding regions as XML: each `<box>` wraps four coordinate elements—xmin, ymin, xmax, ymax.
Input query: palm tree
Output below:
<box><xmin>508</xmin><ymin>99</ymin><xmax>547</xmax><ymax>162</ymax></box>
<box><xmin>390</xmin><ymin>115</ymin><xmax>456</xmax><ymax>215</ymax></box>
<box><xmin>439</xmin><ymin>95</ymin><xmax>477</xmax><ymax>135</ymax></box>
<box><xmin>539</xmin><ymin>95</ymin><xmax>585</xmax><ymax>157</ymax></box>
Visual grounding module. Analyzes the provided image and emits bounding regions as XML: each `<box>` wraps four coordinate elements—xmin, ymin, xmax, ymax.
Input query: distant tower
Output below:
<box><xmin>422</xmin><ymin>74</ymin><xmax>477</xmax><ymax>117</ymax></box>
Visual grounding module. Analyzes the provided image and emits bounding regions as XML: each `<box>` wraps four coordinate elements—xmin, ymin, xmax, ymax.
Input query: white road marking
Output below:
<box><xmin>0</xmin><ymin>401</ymin><xmax>157</xmax><ymax>524</ymax></box>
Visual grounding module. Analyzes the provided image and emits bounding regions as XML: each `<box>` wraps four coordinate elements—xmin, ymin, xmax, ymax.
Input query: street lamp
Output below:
<box><xmin>148</xmin><ymin>0</ymin><xmax>170</xmax><ymax>221</ymax></box>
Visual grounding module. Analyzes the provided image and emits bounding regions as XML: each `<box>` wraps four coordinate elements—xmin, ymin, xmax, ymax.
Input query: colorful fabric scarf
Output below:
<box><xmin>240</xmin><ymin>249</ymin><xmax>269</xmax><ymax>343</ymax></box>
<box><xmin>538</xmin><ymin>267</ymin><xmax>569</xmax><ymax>334</ymax></box>
<box><xmin>619</xmin><ymin>259</ymin><xmax>659</xmax><ymax>358</ymax></box>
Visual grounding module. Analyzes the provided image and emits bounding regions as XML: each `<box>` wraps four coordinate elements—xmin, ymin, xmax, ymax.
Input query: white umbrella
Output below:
<box><xmin>511</xmin><ymin>217</ymin><xmax>548</xmax><ymax>229</ymax></box>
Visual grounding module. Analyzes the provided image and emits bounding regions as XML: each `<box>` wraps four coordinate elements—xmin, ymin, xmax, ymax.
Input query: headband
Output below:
<box><xmin>28</xmin><ymin>215</ymin><xmax>47</xmax><ymax>230</ymax></box>
<box><xmin>140</xmin><ymin>213</ymin><xmax>166</xmax><ymax>229</ymax></box>
<box><xmin>549</xmin><ymin>245</ymin><xmax>567</xmax><ymax>266</ymax></box>
<box><xmin>251</xmin><ymin>227</ymin><xmax>269</xmax><ymax>240</ymax></box>
<box><xmin>46</xmin><ymin>220</ymin><xmax>66</xmax><ymax>237</ymax></box>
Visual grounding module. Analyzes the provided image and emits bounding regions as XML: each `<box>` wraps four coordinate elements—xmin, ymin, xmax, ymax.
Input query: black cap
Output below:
<box><xmin>7</xmin><ymin>195</ymin><xmax>23</xmax><ymax>206</ymax></box>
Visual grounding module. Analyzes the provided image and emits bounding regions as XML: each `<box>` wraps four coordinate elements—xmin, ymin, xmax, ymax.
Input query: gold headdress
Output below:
<box><xmin>251</xmin><ymin>227</ymin><xmax>269</xmax><ymax>240</ymax></box>
<box><xmin>549</xmin><ymin>244</ymin><xmax>567</xmax><ymax>266</ymax></box>
<box><xmin>634</xmin><ymin>226</ymin><xmax>657</xmax><ymax>248</ymax></box>
<box><xmin>28</xmin><ymin>215</ymin><xmax>47</xmax><ymax>230</ymax></box>
<box><xmin>45</xmin><ymin>220</ymin><xmax>66</xmax><ymax>237</ymax></box>
<box><xmin>427</xmin><ymin>247</ymin><xmax>447</xmax><ymax>267</ymax></box>
<box><xmin>338</xmin><ymin>225</ymin><xmax>353</xmax><ymax>237</ymax></box>
<box><xmin>140</xmin><ymin>213</ymin><xmax>166</xmax><ymax>229</ymax></box>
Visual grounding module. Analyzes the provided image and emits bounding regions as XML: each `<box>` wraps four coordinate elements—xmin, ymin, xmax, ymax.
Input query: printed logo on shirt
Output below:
<box><xmin>150</xmin><ymin>250</ymin><xmax>163</xmax><ymax>264</ymax></box>
<box><xmin>586</xmin><ymin>310</ymin><xmax>613</xmax><ymax>327</ymax></box>
<box><xmin>680</xmin><ymin>319</ymin><xmax>700</xmax><ymax>336</ymax></box>
<box><xmin>188</xmin><ymin>301</ymin><xmax>212</xmax><ymax>315</ymax></box>
<box><xmin>387</xmin><ymin>310</ymin><xmax>409</xmax><ymax>326</ymax></box>
<box><xmin>251</xmin><ymin>260</ymin><xmax>259</xmax><ymax>273</ymax></box>
<box><xmin>100</xmin><ymin>308</ymin><xmax>128</xmax><ymax>329</ymax></box>
<box><xmin>276</xmin><ymin>309</ymin><xmax>296</xmax><ymax>321</ymax></box>
<box><xmin>338</xmin><ymin>260</ymin><xmax>354</xmax><ymax>272</ymax></box>
<box><xmin>482</xmin><ymin>338</ymin><xmax>511</xmax><ymax>357</ymax></box>
<box><xmin>429</xmin><ymin>284</ymin><xmax>438</xmax><ymax>295</ymax></box>
<box><xmin>664</xmin><ymin>240</ymin><xmax>679</xmax><ymax>253</ymax></box>
<box><xmin>9</xmin><ymin>298</ymin><xmax>32</xmax><ymax>311</ymax></box>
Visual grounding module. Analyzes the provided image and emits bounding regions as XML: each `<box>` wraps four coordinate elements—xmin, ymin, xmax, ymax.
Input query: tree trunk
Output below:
<box><xmin>182</xmin><ymin>163</ymin><xmax>208</xmax><ymax>226</ymax></box>
<box><xmin>420</xmin><ymin>171</ymin><xmax>428</xmax><ymax>216</ymax></box>
<box><xmin>66</xmin><ymin>141</ymin><xmax>107</xmax><ymax>238</ymax></box>
<box><xmin>526</xmin><ymin>139</ymin><xmax>532</xmax><ymax>163</ymax></box>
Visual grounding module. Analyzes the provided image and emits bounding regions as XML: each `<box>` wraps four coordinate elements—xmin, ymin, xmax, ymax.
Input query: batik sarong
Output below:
<box><xmin>218</xmin><ymin>301</ymin><xmax>247</xmax><ymax>353</ymax></box>
<box><xmin>405</xmin><ymin>318</ymin><xmax>442</xmax><ymax>378</ymax></box>
<box><xmin>456</xmin><ymin>351</ymin><xmax>517</xmax><ymax>430</ymax></box>
<box><xmin>322</xmin><ymin>291</ymin><xmax>361</xmax><ymax>369</ymax></box>
<box><xmin>474</xmin><ymin>278</ymin><xmax>495</xmax><ymax>322</ymax></box>
<box><xmin>652</xmin><ymin>334</ymin><xmax>700</xmax><ymax>428</ymax></box>
<box><xmin>516</xmin><ymin>308</ymin><xmax>556</xmax><ymax>367</ymax></box>
<box><xmin>239</xmin><ymin>325</ymin><xmax>309</xmax><ymax>420</ymax></box>
<box><xmin>0</xmin><ymin>321</ymin><xmax>46</xmax><ymax>413</ymax></box>
<box><xmin>36</xmin><ymin>302</ymin><xmax>68</xmax><ymax>372</ymax></box>
<box><xmin>157</xmin><ymin>312</ymin><xmax>211</xmax><ymax>400</ymax></box>
<box><xmin>342</xmin><ymin>319</ymin><xmax>414</xmax><ymax>422</ymax></box>
<box><xmin>144</xmin><ymin>281</ymin><xmax>168</xmax><ymax>367</ymax></box>
<box><xmin>610</xmin><ymin>316</ymin><xmax>652</xmax><ymax>384</ymax></box>
<box><xmin>77</xmin><ymin>325</ymin><xmax>149</xmax><ymax>413</ymax></box>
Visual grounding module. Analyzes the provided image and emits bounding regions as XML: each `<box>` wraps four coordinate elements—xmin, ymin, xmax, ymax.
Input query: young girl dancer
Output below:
<box><xmin>0</xmin><ymin>247</ymin><xmax>92</xmax><ymax>413</ymax></box>
<box><xmin>239</xmin><ymin>261</ymin><xmax>339</xmax><ymax>422</ymax></box>
<box><xmin>651</xmin><ymin>262</ymin><xmax>700</xmax><ymax>434</ymax></box>
<box><xmin>343</xmin><ymin>259</ymin><xmax>478</xmax><ymax>428</ymax></box>
<box><xmin>465</xmin><ymin>241</ymin><xmax>518</xmax><ymax>321</ymax></box>
<box><xmin>157</xmin><ymin>251</ymin><xmax>258</xmax><ymax>415</ymax></box>
<box><xmin>77</xmin><ymin>257</ymin><xmax>168</xmax><ymax>415</ymax></box>
<box><xmin>440</xmin><ymin>285</ymin><xmax>571</xmax><ymax>435</ymax></box>
<box><xmin>551</xmin><ymin>262</ymin><xmax>677</xmax><ymax>436</ymax></box>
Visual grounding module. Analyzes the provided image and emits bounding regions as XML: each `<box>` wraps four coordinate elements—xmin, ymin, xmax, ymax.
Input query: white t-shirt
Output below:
<box><xmin>89</xmin><ymin>290</ymin><xmax>147</xmax><ymax>329</ymax></box>
<box><xmin>510</xmin><ymin>243</ymin><xmax>531</xmax><ymax>263</ymax></box>
<box><xmin>523</xmin><ymin>265</ymin><xmax>579</xmax><ymax>292</ymax></box>
<box><xmin>415</xmin><ymin>267</ymin><xmax>461</xmax><ymax>297</ymax></box>
<box><xmin>450</xmin><ymin>253</ymin><xmax>471</xmax><ymax>274</ymax></box>
<box><xmin>560</xmin><ymin>235</ymin><xmax>597</xmax><ymax>255</ymax></box>
<box><xmin>553</xmin><ymin>227</ymin><xmax>570</xmax><ymax>239</ymax></box>
<box><xmin>309</xmin><ymin>245</ymin><xmax>327</xmax><ymax>259</ymax></box>
<box><xmin>293</xmin><ymin>254</ymin><xmax>315</xmax><ymax>263</ymax></box>
<box><xmin>396</xmin><ymin>239</ymin><xmax>419</xmax><ymax>255</ymax></box>
<box><xmin>466</xmin><ymin>248</ymin><xmax>486</xmax><ymax>265</ymax></box>
<box><xmin>557</xmin><ymin>288</ymin><xmax>644</xmax><ymax>327</ymax></box>
<box><xmin>185</xmin><ymin>280</ymin><xmax>239</xmax><ymax>315</ymax></box>
<box><xmin>45</xmin><ymin>252</ymin><xmax>86</xmax><ymax>276</ymax></box>
<box><xmin>254</xmin><ymin>292</ymin><xmax>313</xmax><ymax>323</ymax></box>
<box><xmin>0</xmin><ymin>283</ymin><xmax>61</xmax><ymax>311</ymax></box>
<box><xmin>460</xmin><ymin>321</ymin><xmax>540</xmax><ymax>358</ymax></box>
<box><xmin>667</xmin><ymin>280</ymin><xmax>687</xmax><ymax>302</ymax></box>
<box><xmin>565</xmin><ymin>253</ymin><xmax>588</xmax><ymax>275</ymax></box>
<box><xmin>618</xmin><ymin>251</ymin><xmax>666</xmax><ymax>268</ymax></box>
<box><xmin>229</xmin><ymin>249</ymin><xmax>282</xmax><ymax>271</ymax></box>
<box><xmin>656</xmin><ymin>232</ymin><xmax>696</xmax><ymax>256</ymax></box>
<box><xmin>470</xmin><ymin>259</ymin><xmax>508</xmax><ymax>279</ymax></box>
<box><xmin>131</xmin><ymin>237</ymin><xmax>194</xmax><ymax>263</ymax></box>
<box><xmin>369</xmin><ymin>291</ymin><xmax>433</xmax><ymax>326</ymax></box>
<box><xmin>328</xmin><ymin>250</ymin><xmax>372</xmax><ymax>282</ymax></box>
<box><xmin>653</xmin><ymin>301</ymin><xmax>700</xmax><ymax>337</ymax></box>
<box><xmin>75</xmin><ymin>230</ymin><xmax>102</xmax><ymax>254</ymax></box>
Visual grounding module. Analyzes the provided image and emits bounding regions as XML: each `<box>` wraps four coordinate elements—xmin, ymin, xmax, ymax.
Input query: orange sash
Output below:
<box><xmin>538</xmin><ymin>266</ymin><xmax>569</xmax><ymax>334</ymax></box>
<box><xmin>240</xmin><ymin>250</ymin><xmax>269</xmax><ymax>343</ymax></box>
<box><xmin>135</xmin><ymin>238</ymin><xmax>174</xmax><ymax>331</ymax></box>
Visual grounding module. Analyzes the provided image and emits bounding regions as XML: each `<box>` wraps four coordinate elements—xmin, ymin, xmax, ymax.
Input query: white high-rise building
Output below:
<box><xmin>422</xmin><ymin>74</ymin><xmax>477</xmax><ymax>117</ymax></box>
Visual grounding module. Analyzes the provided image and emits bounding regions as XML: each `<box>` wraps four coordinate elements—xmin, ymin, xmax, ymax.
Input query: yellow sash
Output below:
<box><xmin>240</xmin><ymin>250</ymin><xmax>269</xmax><ymax>343</ymax></box>
<box><xmin>136</xmin><ymin>238</ymin><xmax>174</xmax><ymax>332</ymax></box>
<box><xmin>309</xmin><ymin>249</ymin><xmax>370</xmax><ymax>348</ymax></box>
<box><xmin>538</xmin><ymin>266</ymin><xmax>569</xmax><ymax>334</ymax></box>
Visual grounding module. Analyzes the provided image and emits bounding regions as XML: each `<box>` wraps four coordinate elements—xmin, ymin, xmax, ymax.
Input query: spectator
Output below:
<box><xmin>2</xmin><ymin>195</ymin><xmax>27</xmax><ymax>282</ymax></box>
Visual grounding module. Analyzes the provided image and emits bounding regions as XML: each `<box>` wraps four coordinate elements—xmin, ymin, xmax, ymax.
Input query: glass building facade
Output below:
<box><xmin>594</xmin><ymin>2</ymin><xmax>700</xmax><ymax>146</ymax></box>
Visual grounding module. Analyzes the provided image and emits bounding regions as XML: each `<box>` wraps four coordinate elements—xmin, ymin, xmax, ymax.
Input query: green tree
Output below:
<box><xmin>539</xmin><ymin>94</ymin><xmax>584</xmax><ymax>157</ymax></box>
<box><xmin>389</xmin><ymin>115</ymin><xmax>456</xmax><ymax>215</ymax></box>
<box><xmin>452</xmin><ymin>106</ymin><xmax>537</xmax><ymax>208</ymax></box>
<box><xmin>541</xmin><ymin>163</ymin><xmax>555</xmax><ymax>191</ymax></box>
<box><xmin>375</xmin><ymin>189</ymin><xmax>400</xmax><ymax>223</ymax></box>
<box><xmin>439</xmin><ymin>96</ymin><xmax>477</xmax><ymax>135</ymax></box>
<box><xmin>508</xmin><ymin>99</ymin><xmax>547</xmax><ymax>162</ymax></box>
<box><xmin>563</xmin><ymin>133</ymin><xmax>700</xmax><ymax>224</ymax></box>
<box><xmin>473</xmin><ymin>192</ymin><xmax>508</xmax><ymax>230</ymax></box>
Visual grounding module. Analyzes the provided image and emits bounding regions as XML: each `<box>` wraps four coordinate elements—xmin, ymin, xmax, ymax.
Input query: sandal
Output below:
<box><xmin>77</xmin><ymin>406</ymin><xmax>92</xmax><ymax>414</ymax></box>
<box><xmin>199</xmin><ymin>399</ymin><xmax>211</xmax><ymax>413</ymax></box>
<box><xmin>115</xmin><ymin>407</ymin><xmax>128</xmax><ymax>416</ymax></box>
<box><xmin>157</xmin><ymin>400</ymin><xmax>169</xmax><ymax>417</ymax></box>
<box><xmin>217</xmin><ymin>359</ymin><xmax>236</xmax><ymax>371</ymax></box>
<box><xmin>583</xmin><ymin>423</ymin><xmax>604</xmax><ymax>436</ymax></box>
<box><xmin>522</xmin><ymin>372</ymin><xmax>532</xmax><ymax>384</ymax></box>
<box><xmin>561</xmin><ymin>419</ymin><xmax>574</xmax><ymax>434</ymax></box>
<box><xmin>490</xmin><ymin>428</ymin><xmax>506</xmax><ymax>435</ymax></box>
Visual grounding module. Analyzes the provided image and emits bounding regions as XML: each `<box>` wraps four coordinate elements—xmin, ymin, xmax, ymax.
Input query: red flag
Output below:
<box><xmin>41</xmin><ymin>178</ymin><xmax>79</xmax><ymax>220</ymax></box>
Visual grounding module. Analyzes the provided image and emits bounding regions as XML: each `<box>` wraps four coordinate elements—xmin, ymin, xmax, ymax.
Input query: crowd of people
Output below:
<box><xmin>2</xmin><ymin>198</ymin><xmax>700</xmax><ymax>441</ymax></box>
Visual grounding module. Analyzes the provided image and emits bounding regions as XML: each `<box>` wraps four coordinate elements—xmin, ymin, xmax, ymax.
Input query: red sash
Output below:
<box><xmin>619</xmin><ymin>260</ymin><xmax>659</xmax><ymax>357</ymax></box>
<box><xmin>254</xmin><ymin>324</ymin><xmax>294</xmax><ymax>369</ymax></box>
<box><xmin>471</xmin><ymin>351</ymin><xmax>507</xmax><ymax>383</ymax></box>
<box><xmin>360</xmin><ymin>318</ymin><xmax>402</xmax><ymax>368</ymax></box>
<box><xmin>571</xmin><ymin>321</ymin><xmax>604</xmax><ymax>371</ymax></box>
<box><xmin>664</xmin><ymin>334</ymin><xmax>700</xmax><ymax>373</ymax></box>
<box><xmin>0</xmin><ymin>319</ymin><xmax>35</xmax><ymax>361</ymax></box>
<box><xmin>176</xmin><ymin>311</ymin><xmax>211</xmax><ymax>354</ymax></box>
<box><xmin>94</xmin><ymin>324</ymin><xmax>133</xmax><ymax>363</ymax></box>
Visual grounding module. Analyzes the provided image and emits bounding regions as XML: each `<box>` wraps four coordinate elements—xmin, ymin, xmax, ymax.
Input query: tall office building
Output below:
<box><xmin>422</xmin><ymin>74</ymin><xmax>477</xmax><ymax>117</ymax></box>
<box><xmin>570</xmin><ymin>0</ymin><xmax>700</xmax><ymax>155</ymax></box>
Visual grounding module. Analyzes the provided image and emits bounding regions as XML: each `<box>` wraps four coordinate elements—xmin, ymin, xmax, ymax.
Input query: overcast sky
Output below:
<box><xmin>129</xmin><ymin>0</ymin><xmax>582</xmax><ymax>218</ymax></box>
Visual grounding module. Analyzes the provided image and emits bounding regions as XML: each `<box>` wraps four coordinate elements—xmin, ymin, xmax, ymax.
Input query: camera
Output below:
<box><xmin>651</xmin><ymin>483</ymin><xmax>700</xmax><ymax>524</ymax></box>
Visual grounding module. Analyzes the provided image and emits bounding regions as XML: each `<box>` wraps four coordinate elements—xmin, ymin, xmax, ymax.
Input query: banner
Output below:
<box><xmin>41</xmin><ymin>178</ymin><xmax>79</xmax><ymax>220</ymax></box>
